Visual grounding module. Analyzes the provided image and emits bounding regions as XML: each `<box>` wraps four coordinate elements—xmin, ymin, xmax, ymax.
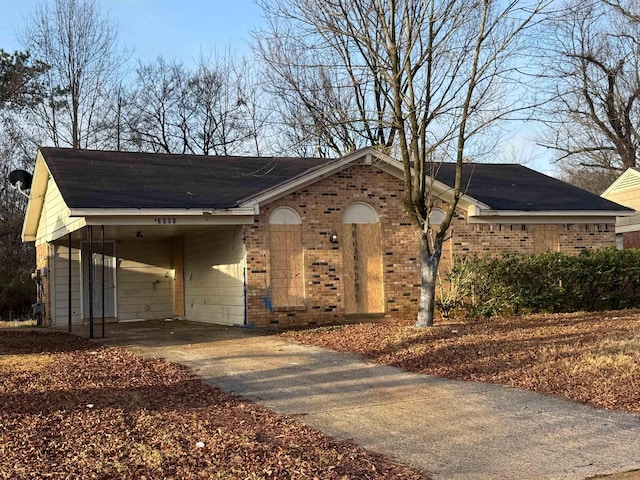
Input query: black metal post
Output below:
<box><xmin>88</xmin><ymin>226</ymin><xmax>94</xmax><ymax>339</ymax></box>
<box><xmin>68</xmin><ymin>233</ymin><xmax>72</xmax><ymax>333</ymax></box>
<box><xmin>101</xmin><ymin>225</ymin><xmax>105</xmax><ymax>338</ymax></box>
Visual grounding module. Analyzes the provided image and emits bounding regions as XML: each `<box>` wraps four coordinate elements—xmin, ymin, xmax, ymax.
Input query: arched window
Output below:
<box><xmin>342</xmin><ymin>202</ymin><xmax>379</xmax><ymax>224</ymax></box>
<box><xmin>269</xmin><ymin>206</ymin><xmax>302</xmax><ymax>225</ymax></box>
<box><xmin>269</xmin><ymin>207</ymin><xmax>304</xmax><ymax>308</ymax></box>
<box><xmin>430</xmin><ymin>208</ymin><xmax>446</xmax><ymax>226</ymax></box>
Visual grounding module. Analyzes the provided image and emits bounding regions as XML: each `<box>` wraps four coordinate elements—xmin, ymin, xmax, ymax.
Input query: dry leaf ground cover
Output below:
<box><xmin>283</xmin><ymin>311</ymin><xmax>640</xmax><ymax>414</ymax></box>
<box><xmin>0</xmin><ymin>331</ymin><xmax>428</xmax><ymax>480</ymax></box>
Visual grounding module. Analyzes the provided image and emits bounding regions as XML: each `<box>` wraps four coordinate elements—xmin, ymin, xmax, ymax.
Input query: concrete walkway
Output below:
<box><xmin>72</xmin><ymin>320</ymin><xmax>640</xmax><ymax>480</ymax></box>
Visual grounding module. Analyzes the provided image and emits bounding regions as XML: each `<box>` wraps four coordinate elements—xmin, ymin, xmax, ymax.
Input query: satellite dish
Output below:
<box><xmin>9</xmin><ymin>169</ymin><xmax>33</xmax><ymax>198</ymax></box>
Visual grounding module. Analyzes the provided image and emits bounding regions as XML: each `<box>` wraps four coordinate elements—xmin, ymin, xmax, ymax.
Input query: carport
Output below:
<box><xmin>41</xmin><ymin>220</ymin><xmax>250</xmax><ymax>337</ymax></box>
<box><xmin>21</xmin><ymin>147</ymin><xmax>324</xmax><ymax>335</ymax></box>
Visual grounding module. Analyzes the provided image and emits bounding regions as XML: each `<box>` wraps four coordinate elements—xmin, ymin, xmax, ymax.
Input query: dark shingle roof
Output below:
<box><xmin>41</xmin><ymin>147</ymin><xmax>334</xmax><ymax>209</ymax></box>
<box><xmin>40</xmin><ymin>148</ymin><xmax>630</xmax><ymax>213</ymax></box>
<box><xmin>434</xmin><ymin>163</ymin><xmax>629</xmax><ymax>212</ymax></box>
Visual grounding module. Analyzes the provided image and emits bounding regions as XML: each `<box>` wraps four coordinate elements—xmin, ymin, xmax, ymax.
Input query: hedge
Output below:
<box><xmin>437</xmin><ymin>248</ymin><xmax>640</xmax><ymax>317</ymax></box>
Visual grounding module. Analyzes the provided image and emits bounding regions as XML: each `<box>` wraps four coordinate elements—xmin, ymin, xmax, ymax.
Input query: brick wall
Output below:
<box><xmin>245</xmin><ymin>164</ymin><xmax>421</xmax><ymax>328</ymax></box>
<box><xmin>623</xmin><ymin>231</ymin><xmax>640</xmax><ymax>249</ymax></box>
<box><xmin>245</xmin><ymin>163</ymin><xmax>616</xmax><ymax>328</ymax></box>
<box><xmin>450</xmin><ymin>222</ymin><xmax>615</xmax><ymax>257</ymax></box>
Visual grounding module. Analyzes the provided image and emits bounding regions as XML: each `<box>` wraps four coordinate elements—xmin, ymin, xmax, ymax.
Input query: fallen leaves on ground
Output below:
<box><xmin>0</xmin><ymin>331</ymin><xmax>429</xmax><ymax>480</ymax></box>
<box><xmin>283</xmin><ymin>311</ymin><xmax>640</xmax><ymax>413</ymax></box>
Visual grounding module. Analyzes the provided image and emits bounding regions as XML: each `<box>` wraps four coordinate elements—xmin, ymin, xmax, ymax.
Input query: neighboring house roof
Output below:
<box><xmin>434</xmin><ymin>163</ymin><xmax>628</xmax><ymax>212</ymax></box>
<box><xmin>40</xmin><ymin>147</ymin><xmax>334</xmax><ymax>209</ymax></box>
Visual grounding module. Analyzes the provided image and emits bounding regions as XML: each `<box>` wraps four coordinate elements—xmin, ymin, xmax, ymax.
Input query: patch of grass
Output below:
<box><xmin>0</xmin><ymin>353</ymin><xmax>53</xmax><ymax>374</ymax></box>
<box><xmin>283</xmin><ymin>311</ymin><xmax>640</xmax><ymax>413</ymax></box>
<box><xmin>0</xmin><ymin>319</ymin><xmax>37</xmax><ymax>328</ymax></box>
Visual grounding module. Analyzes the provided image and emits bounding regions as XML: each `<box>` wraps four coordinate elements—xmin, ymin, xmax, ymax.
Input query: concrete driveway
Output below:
<box><xmin>73</xmin><ymin>320</ymin><xmax>640</xmax><ymax>480</ymax></box>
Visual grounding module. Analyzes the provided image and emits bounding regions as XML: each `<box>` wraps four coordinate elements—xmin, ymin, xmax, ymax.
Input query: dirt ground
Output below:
<box><xmin>0</xmin><ymin>330</ymin><xmax>428</xmax><ymax>480</ymax></box>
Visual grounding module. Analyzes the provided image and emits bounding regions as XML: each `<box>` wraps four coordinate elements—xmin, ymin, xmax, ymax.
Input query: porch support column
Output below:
<box><xmin>171</xmin><ymin>238</ymin><xmax>185</xmax><ymax>317</ymax></box>
<box><xmin>101</xmin><ymin>225</ymin><xmax>105</xmax><ymax>338</ymax></box>
<box><xmin>88</xmin><ymin>226</ymin><xmax>94</xmax><ymax>339</ymax></box>
<box><xmin>68</xmin><ymin>233</ymin><xmax>72</xmax><ymax>333</ymax></box>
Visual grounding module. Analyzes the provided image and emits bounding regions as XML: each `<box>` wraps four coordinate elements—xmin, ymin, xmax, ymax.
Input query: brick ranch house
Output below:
<box><xmin>22</xmin><ymin>146</ymin><xmax>631</xmax><ymax>329</ymax></box>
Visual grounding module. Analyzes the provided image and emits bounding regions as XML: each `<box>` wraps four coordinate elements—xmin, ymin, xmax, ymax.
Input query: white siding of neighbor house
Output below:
<box><xmin>602</xmin><ymin>169</ymin><xmax>640</xmax><ymax>210</ymax></box>
<box><xmin>184</xmin><ymin>226</ymin><xmax>246</xmax><ymax>325</ymax></box>
<box><xmin>35</xmin><ymin>176</ymin><xmax>84</xmax><ymax>245</ymax></box>
<box><xmin>116</xmin><ymin>240</ymin><xmax>174</xmax><ymax>321</ymax></box>
<box><xmin>604</xmin><ymin>188</ymin><xmax>640</xmax><ymax>211</ymax></box>
<box><xmin>51</xmin><ymin>245</ymin><xmax>82</xmax><ymax>326</ymax></box>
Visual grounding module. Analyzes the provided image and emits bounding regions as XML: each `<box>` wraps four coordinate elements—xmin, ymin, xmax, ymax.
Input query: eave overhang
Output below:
<box><xmin>466</xmin><ymin>206</ymin><xmax>632</xmax><ymax>224</ymax></box>
<box><xmin>21</xmin><ymin>150</ymin><xmax>50</xmax><ymax>242</ymax></box>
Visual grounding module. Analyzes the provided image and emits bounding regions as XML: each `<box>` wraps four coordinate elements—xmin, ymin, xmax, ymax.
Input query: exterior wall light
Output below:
<box><xmin>329</xmin><ymin>232</ymin><xmax>339</xmax><ymax>244</ymax></box>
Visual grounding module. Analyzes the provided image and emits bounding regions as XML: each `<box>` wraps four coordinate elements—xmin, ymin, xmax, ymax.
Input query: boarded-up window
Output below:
<box><xmin>342</xmin><ymin>203</ymin><xmax>384</xmax><ymax>315</ymax></box>
<box><xmin>533</xmin><ymin>224</ymin><xmax>559</xmax><ymax>254</ymax></box>
<box><xmin>269</xmin><ymin>207</ymin><xmax>304</xmax><ymax>308</ymax></box>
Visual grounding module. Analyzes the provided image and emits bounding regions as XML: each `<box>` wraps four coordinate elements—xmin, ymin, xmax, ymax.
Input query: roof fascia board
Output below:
<box><xmin>84</xmin><ymin>215</ymin><xmax>254</xmax><ymax>226</ymax></box>
<box><xmin>469</xmin><ymin>208</ymin><xmax>633</xmax><ymax>218</ymax></box>
<box><xmin>468</xmin><ymin>216</ymin><xmax>619</xmax><ymax>225</ymax></box>
<box><xmin>467</xmin><ymin>213</ymin><xmax>623</xmax><ymax>225</ymax></box>
<box><xmin>616</xmin><ymin>223</ymin><xmax>640</xmax><ymax>233</ymax></box>
<box><xmin>615</xmin><ymin>212</ymin><xmax>640</xmax><ymax>228</ymax></box>
<box><xmin>22</xmin><ymin>150</ymin><xmax>51</xmax><ymax>241</ymax></box>
<box><xmin>69</xmin><ymin>207</ymin><xmax>256</xmax><ymax>217</ymax></box>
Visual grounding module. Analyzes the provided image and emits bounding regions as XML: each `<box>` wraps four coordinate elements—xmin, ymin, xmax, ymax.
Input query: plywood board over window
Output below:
<box><xmin>342</xmin><ymin>202</ymin><xmax>384</xmax><ymax>315</ymax></box>
<box><xmin>269</xmin><ymin>207</ymin><xmax>304</xmax><ymax>309</ymax></box>
<box><xmin>533</xmin><ymin>224</ymin><xmax>559</xmax><ymax>254</ymax></box>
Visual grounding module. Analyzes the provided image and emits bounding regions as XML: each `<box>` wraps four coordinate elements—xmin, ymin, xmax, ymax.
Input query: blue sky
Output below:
<box><xmin>0</xmin><ymin>0</ymin><xmax>263</xmax><ymax>63</ymax></box>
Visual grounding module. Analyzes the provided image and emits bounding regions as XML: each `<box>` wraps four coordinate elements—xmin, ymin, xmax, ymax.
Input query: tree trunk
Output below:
<box><xmin>416</xmin><ymin>233</ymin><xmax>441</xmax><ymax>328</ymax></box>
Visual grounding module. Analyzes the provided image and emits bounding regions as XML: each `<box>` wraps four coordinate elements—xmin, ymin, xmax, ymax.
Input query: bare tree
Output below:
<box><xmin>20</xmin><ymin>0</ymin><xmax>128</xmax><ymax>149</ymax></box>
<box><xmin>540</xmin><ymin>0</ymin><xmax>640</xmax><ymax>176</ymax></box>
<box><xmin>603</xmin><ymin>0</ymin><xmax>640</xmax><ymax>22</ymax></box>
<box><xmin>257</xmin><ymin>0</ymin><xmax>547</xmax><ymax>327</ymax></box>
<box><xmin>558</xmin><ymin>166</ymin><xmax>619</xmax><ymax>195</ymax></box>
<box><xmin>0</xmin><ymin>48</ymin><xmax>47</xmax><ymax>318</ymax></box>
<box><xmin>0</xmin><ymin>114</ymin><xmax>39</xmax><ymax>319</ymax></box>
<box><xmin>127</xmin><ymin>55</ymin><xmax>263</xmax><ymax>155</ymax></box>
<box><xmin>255</xmin><ymin>11</ymin><xmax>395</xmax><ymax>157</ymax></box>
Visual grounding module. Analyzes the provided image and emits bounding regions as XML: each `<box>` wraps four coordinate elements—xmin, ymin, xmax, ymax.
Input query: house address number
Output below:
<box><xmin>154</xmin><ymin>217</ymin><xmax>177</xmax><ymax>224</ymax></box>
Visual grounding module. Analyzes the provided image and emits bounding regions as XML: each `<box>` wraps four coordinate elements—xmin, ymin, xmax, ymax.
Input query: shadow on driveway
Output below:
<box><xmin>66</xmin><ymin>319</ymin><xmax>640</xmax><ymax>480</ymax></box>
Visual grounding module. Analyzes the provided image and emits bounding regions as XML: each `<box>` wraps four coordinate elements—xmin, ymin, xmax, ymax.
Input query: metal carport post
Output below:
<box><xmin>68</xmin><ymin>233</ymin><xmax>72</xmax><ymax>332</ymax></box>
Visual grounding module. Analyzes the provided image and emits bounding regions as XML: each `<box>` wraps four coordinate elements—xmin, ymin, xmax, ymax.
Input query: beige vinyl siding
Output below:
<box><xmin>35</xmin><ymin>176</ymin><xmax>84</xmax><ymax>245</ymax></box>
<box><xmin>184</xmin><ymin>226</ymin><xmax>246</xmax><ymax>325</ymax></box>
<box><xmin>602</xmin><ymin>169</ymin><xmax>640</xmax><ymax>210</ymax></box>
<box><xmin>51</xmin><ymin>245</ymin><xmax>82</xmax><ymax>326</ymax></box>
<box><xmin>116</xmin><ymin>240</ymin><xmax>173</xmax><ymax>321</ymax></box>
<box><xmin>604</xmin><ymin>189</ymin><xmax>640</xmax><ymax>211</ymax></box>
